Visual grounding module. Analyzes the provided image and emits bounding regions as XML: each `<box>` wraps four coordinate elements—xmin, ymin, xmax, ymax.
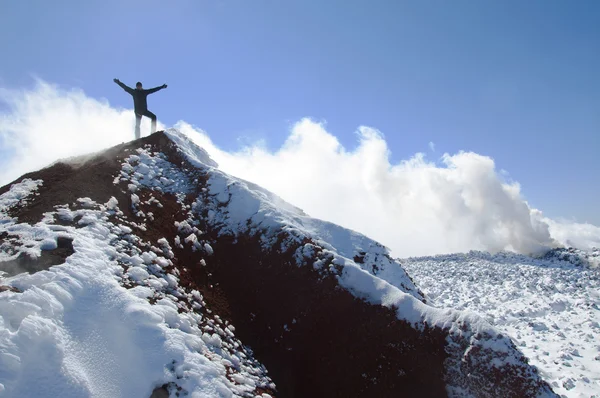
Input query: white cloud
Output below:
<box><xmin>429</xmin><ymin>141</ymin><xmax>435</xmax><ymax>152</ymax></box>
<box><xmin>543</xmin><ymin>216</ymin><xmax>600</xmax><ymax>251</ymax></box>
<box><xmin>1</xmin><ymin>81</ymin><xmax>599</xmax><ymax>257</ymax></box>
<box><xmin>177</xmin><ymin>120</ymin><xmax>566</xmax><ymax>256</ymax></box>
<box><xmin>0</xmin><ymin>80</ymin><xmax>162</xmax><ymax>184</ymax></box>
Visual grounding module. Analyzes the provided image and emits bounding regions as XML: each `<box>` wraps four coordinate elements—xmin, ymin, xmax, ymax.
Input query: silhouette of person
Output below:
<box><xmin>114</xmin><ymin>79</ymin><xmax>167</xmax><ymax>139</ymax></box>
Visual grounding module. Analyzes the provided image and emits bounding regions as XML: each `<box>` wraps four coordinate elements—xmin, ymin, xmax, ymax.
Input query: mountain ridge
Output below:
<box><xmin>0</xmin><ymin>130</ymin><xmax>556</xmax><ymax>397</ymax></box>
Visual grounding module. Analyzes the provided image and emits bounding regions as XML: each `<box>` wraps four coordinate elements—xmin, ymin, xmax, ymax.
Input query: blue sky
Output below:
<box><xmin>1</xmin><ymin>0</ymin><xmax>599</xmax><ymax>224</ymax></box>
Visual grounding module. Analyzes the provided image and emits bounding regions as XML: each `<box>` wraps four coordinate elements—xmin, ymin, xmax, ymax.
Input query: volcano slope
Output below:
<box><xmin>403</xmin><ymin>250</ymin><xmax>600</xmax><ymax>398</ymax></box>
<box><xmin>0</xmin><ymin>130</ymin><xmax>556</xmax><ymax>397</ymax></box>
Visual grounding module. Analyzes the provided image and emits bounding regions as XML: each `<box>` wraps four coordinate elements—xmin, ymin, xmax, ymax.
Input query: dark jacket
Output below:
<box><xmin>116</xmin><ymin>81</ymin><xmax>164</xmax><ymax>114</ymax></box>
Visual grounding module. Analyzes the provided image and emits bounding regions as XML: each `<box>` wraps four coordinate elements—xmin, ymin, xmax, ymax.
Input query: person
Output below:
<box><xmin>113</xmin><ymin>79</ymin><xmax>167</xmax><ymax>139</ymax></box>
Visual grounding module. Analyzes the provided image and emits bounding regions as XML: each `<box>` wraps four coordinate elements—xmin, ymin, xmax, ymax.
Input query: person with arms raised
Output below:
<box><xmin>114</xmin><ymin>79</ymin><xmax>167</xmax><ymax>139</ymax></box>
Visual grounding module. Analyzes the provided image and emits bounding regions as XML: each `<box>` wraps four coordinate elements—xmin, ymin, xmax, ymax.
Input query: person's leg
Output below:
<box><xmin>144</xmin><ymin>110</ymin><xmax>157</xmax><ymax>134</ymax></box>
<box><xmin>135</xmin><ymin>113</ymin><xmax>142</xmax><ymax>140</ymax></box>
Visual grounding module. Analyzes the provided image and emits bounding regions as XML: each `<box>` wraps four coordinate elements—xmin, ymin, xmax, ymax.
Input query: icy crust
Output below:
<box><xmin>0</xmin><ymin>190</ymin><xmax>274</xmax><ymax>396</ymax></box>
<box><xmin>0</xmin><ymin>179</ymin><xmax>48</xmax><ymax>266</ymax></box>
<box><xmin>163</xmin><ymin>130</ymin><xmax>554</xmax><ymax>396</ymax></box>
<box><xmin>0</xmin><ymin>179</ymin><xmax>42</xmax><ymax>224</ymax></box>
<box><xmin>403</xmin><ymin>252</ymin><xmax>600</xmax><ymax>398</ymax></box>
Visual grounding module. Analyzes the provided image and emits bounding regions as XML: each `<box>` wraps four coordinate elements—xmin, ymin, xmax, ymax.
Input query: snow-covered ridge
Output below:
<box><xmin>0</xmin><ymin>129</ymin><xmax>557</xmax><ymax>397</ymax></box>
<box><xmin>161</xmin><ymin>129</ymin><xmax>425</xmax><ymax>302</ymax></box>
<box><xmin>162</xmin><ymin>129</ymin><xmax>555</xmax><ymax>396</ymax></box>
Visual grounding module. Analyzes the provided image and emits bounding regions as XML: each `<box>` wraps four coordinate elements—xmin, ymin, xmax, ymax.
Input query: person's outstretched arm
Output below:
<box><xmin>113</xmin><ymin>78</ymin><xmax>134</xmax><ymax>94</ymax></box>
<box><xmin>145</xmin><ymin>84</ymin><xmax>167</xmax><ymax>95</ymax></box>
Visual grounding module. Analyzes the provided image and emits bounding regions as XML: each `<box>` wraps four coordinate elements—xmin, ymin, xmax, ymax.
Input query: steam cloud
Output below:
<box><xmin>1</xmin><ymin>81</ymin><xmax>598</xmax><ymax>257</ymax></box>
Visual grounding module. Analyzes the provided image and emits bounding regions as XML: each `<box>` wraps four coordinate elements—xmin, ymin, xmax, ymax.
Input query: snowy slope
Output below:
<box><xmin>167</xmin><ymin>128</ymin><xmax>425</xmax><ymax>302</ymax></box>
<box><xmin>403</xmin><ymin>252</ymin><xmax>600</xmax><ymax>398</ymax></box>
<box><xmin>0</xmin><ymin>129</ymin><xmax>558</xmax><ymax>397</ymax></box>
<box><xmin>163</xmin><ymin>129</ymin><xmax>556</xmax><ymax>397</ymax></box>
<box><xmin>0</xmin><ymin>180</ymin><xmax>274</xmax><ymax>397</ymax></box>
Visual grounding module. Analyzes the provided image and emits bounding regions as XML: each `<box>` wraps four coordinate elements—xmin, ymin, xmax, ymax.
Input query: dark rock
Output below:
<box><xmin>0</xmin><ymin>237</ymin><xmax>74</xmax><ymax>276</ymax></box>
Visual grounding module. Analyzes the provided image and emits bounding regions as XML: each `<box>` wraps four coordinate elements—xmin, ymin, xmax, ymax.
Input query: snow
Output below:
<box><xmin>0</xmin><ymin>223</ymin><xmax>67</xmax><ymax>265</ymax></box>
<box><xmin>118</xmin><ymin>224</ymin><xmax>133</xmax><ymax>234</ymax></box>
<box><xmin>106</xmin><ymin>196</ymin><xmax>119</xmax><ymax>210</ymax></box>
<box><xmin>403</xmin><ymin>252</ymin><xmax>600</xmax><ymax>398</ymax></box>
<box><xmin>39</xmin><ymin>237</ymin><xmax>58</xmax><ymax>250</ymax></box>
<box><xmin>0</xmin><ymin>171</ymin><xmax>273</xmax><ymax>396</ymax></box>
<box><xmin>0</xmin><ymin>179</ymin><xmax>42</xmax><ymax>224</ymax></box>
<box><xmin>0</xmin><ymin>130</ymin><xmax>568</xmax><ymax>397</ymax></box>
<box><xmin>126</xmin><ymin>266</ymin><xmax>150</xmax><ymax>282</ymax></box>
<box><xmin>76</xmin><ymin>197</ymin><xmax>97</xmax><ymax>208</ymax></box>
<box><xmin>163</xmin><ymin>129</ymin><xmax>218</xmax><ymax>169</ymax></box>
<box><xmin>164</xmin><ymin>129</ymin><xmax>554</xmax><ymax>395</ymax></box>
<box><xmin>200</xmin><ymin>157</ymin><xmax>425</xmax><ymax>301</ymax></box>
